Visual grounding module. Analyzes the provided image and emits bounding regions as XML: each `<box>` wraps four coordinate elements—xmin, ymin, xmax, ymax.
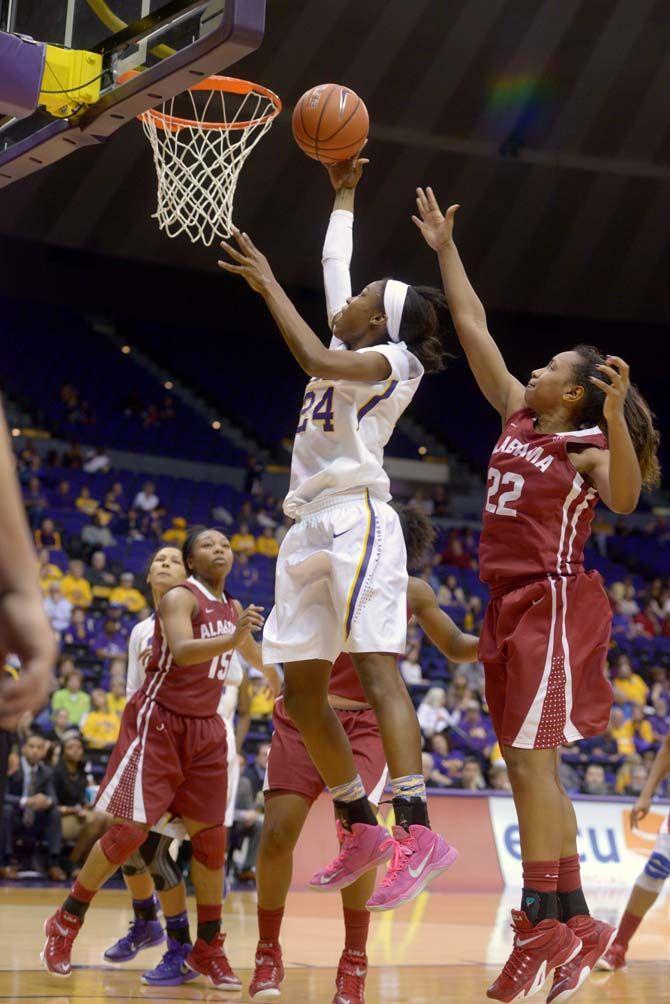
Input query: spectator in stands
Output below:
<box><xmin>37</xmin><ymin>549</ymin><xmax>63</xmax><ymax>593</ymax></box>
<box><xmin>162</xmin><ymin>516</ymin><xmax>187</xmax><ymax>546</ymax></box>
<box><xmin>61</xmin><ymin>442</ymin><xmax>83</xmax><ymax>469</ymax></box>
<box><xmin>93</xmin><ymin>617</ymin><xmax>128</xmax><ymax>660</ymax></box>
<box><xmin>429</xmin><ymin>733</ymin><xmax>464</xmax><ymax>787</ymax></box>
<box><xmin>649</xmin><ymin>696</ymin><xmax>670</xmax><ymax>742</ymax></box>
<box><xmin>62</xmin><ymin>608</ymin><xmax>92</xmax><ymax>649</ymax></box>
<box><xmin>107</xmin><ymin>657</ymin><xmax>128</xmax><ymax>689</ymax></box>
<box><xmin>107</xmin><ymin>677</ymin><xmax>127</xmax><ymax>717</ymax></box>
<box><xmin>634</xmin><ymin>601</ymin><xmax>661</xmax><ymax>638</ymax></box>
<box><xmin>609</xmin><ymin>706</ymin><xmax>636</xmax><ymax>756</ymax></box>
<box><xmin>52</xmin><ymin>669</ymin><xmax>90</xmax><ymax>726</ymax></box>
<box><xmin>610</xmin><ymin>600</ymin><xmax>633</xmax><ymax>640</ymax></box>
<box><xmin>61</xmin><ymin>559</ymin><xmax>93</xmax><ymax>609</ymax></box>
<box><xmin>459</xmin><ymin>757</ymin><xmax>487</xmax><ymax>791</ymax></box>
<box><xmin>463</xmin><ymin>595</ymin><xmax>484</xmax><ymax>633</ymax></box>
<box><xmin>231</xmin><ymin>521</ymin><xmax>256</xmax><ymax>556</ymax></box>
<box><xmin>2</xmin><ymin>734</ymin><xmax>65</xmax><ymax>881</ymax></box>
<box><xmin>399</xmin><ymin>650</ymin><xmax>425</xmax><ymax>685</ymax></box>
<box><xmin>238</xmin><ymin>500</ymin><xmax>257</xmax><ymax>530</ymax></box>
<box><xmin>243</xmin><ymin>743</ymin><xmax>270</xmax><ymax>801</ymax></box>
<box><xmin>133</xmin><ymin>480</ymin><xmax>160</xmax><ymax>512</ymax></box>
<box><xmin>417</xmin><ymin>687</ymin><xmax>450</xmax><ymax>738</ymax></box>
<box><xmin>623</xmin><ymin>763</ymin><xmax>650</xmax><ymax>797</ymax></box>
<box><xmin>631</xmin><ymin>705</ymin><xmax>654</xmax><ymax>751</ymax></box>
<box><xmin>82</xmin><ymin>511</ymin><xmax>116</xmax><ymax>549</ymax></box>
<box><xmin>612</xmin><ymin>654</ymin><xmax>649</xmax><ymax>706</ymax></box>
<box><xmin>437</xmin><ymin>573</ymin><xmax>466</xmax><ymax>608</ymax></box>
<box><xmin>55</xmin><ymin>656</ymin><xmax>76</xmax><ymax>688</ymax></box>
<box><xmin>81</xmin><ymin>690</ymin><xmax>120</xmax><ymax>751</ymax></box>
<box><xmin>450</xmin><ymin>672</ymin><xmax>474</xmax><ymax>711</ymax></box>
<box><xmin>53</xmin><ymin>735</ymin><xmax>106</xmax><ymax>869</ymax></box>
<box><xmin>419</xmin><ymin>561</ymin><xmax>441</xmax><ymax>593</ymax></box>
<box><xmin>257</xmin><ymin>495</ymin><xmax>281</xmax><ymax>529</ymax></box>
<box><xmin>82</xmin><ymin>447</ymin><xmax>111</xmax><ymax>473</ymax></box>
<box><xmin>43</xmin><ymin>582</ymin><xmax>72</xmax><ymax>635</ymax></box>
<box><xmin>248</xmin><ymin>675</ymin><xmax>274</xmax><ymax>720</ymax></box>
<box><xmin>85</xmin><ymin>551</ymin><xmax>116</xmax><ymax>601</ymax></box>
<box><xmin>244</xmin><ymin>456</ymin><xmax>265</xmax><ymax>497</ymax></box>
<box><xmin>109</xmin><ymin>572</ymin><xmax>146</xmax><ymax>614</ymax></box>
<box><xmin>451</xmin><ymin>700</ymin><xmax>494</xmax><ymax>759</ymax></box>
<box><xmin>489</xmin><ymin>764</ymin><xmax>512</xmax><ymax>791</ymax></box>
<box><xmin>51</xmin><ymin>479</ymin><xmax>74</xmax><ymax>507</ymax></box>
<box><xmin>581</xmin><ymin>763</ymin><xmax>611</xmax><ymax>796</ymax></box>
<box><xmin>422</xmin><ymin>752</ymin><xmax>442</xmax><ymax>788</ymax></box>
<box><xmin>255</xmin><ymin>526</ymin><xmax>279</xmax><ymax>559</ymax></box>
<box><xmin>44</xmin><ymin>709</ymin><xmax>79</xmax><ymax>745</ymax></box>
<box><xmin>650</xmin><ymin>665</ymin><xmax>670</xmax><ymax>704</ymax></box>
<box><xmin>34</xmin><ymin>517</ymin><xmax>62</xmax><ymax>552</ymax></box>
<box><xmin>441</xmin><ymin>534</ymin><xmax>471</xmax><ymax>570</ymax></box>
<box><xmin>23</xmin><ymin>476</ymin><xmax>48</xmax><ymax>527</ymax></box>
<box><xmin>74</xmin><ymin>485</ymin><xmax>99</xmax><ymax>516</ymax></box>
<box><xmin>619</xmin><ymin>582</ymin><xmax>640</xmax><ymax>617</ymax></box>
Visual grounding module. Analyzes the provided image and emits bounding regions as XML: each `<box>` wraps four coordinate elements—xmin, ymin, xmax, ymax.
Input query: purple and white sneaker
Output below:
<box><xmin>142</xmin><ymin>939</ymin><xmax>198</xmax><ymax>986</ymax></box>
<box><xmin>309</xmin><ymin>821</ymin><xmax>394</xmax><ymax>893</ymax></box>
<box><xmin>366</xmin><ymin>825</ymin><xmax>458</xmax><ymax>911</ymax></box>
<box><xmin>103</xmin><ymin>917</ymin><xmax>165</xmax><ymax>962</ymax></box>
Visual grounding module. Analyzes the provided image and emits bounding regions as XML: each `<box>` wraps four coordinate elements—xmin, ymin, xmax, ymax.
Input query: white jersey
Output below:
<box><xmin>283</xmin><ymin>210</ymin><xmax>423</xmax><ymax>519</ymax></box>
<box><xmin>126</xmin><ymin>612</ymin><xmax>243</xmax><ymax>724</ymax></box>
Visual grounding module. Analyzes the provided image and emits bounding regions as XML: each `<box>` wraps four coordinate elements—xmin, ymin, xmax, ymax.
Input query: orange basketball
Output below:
<box><xmin>292</xmin><ymin>84</ymin><xmax>369</xmax><ymax>165</ymax></box>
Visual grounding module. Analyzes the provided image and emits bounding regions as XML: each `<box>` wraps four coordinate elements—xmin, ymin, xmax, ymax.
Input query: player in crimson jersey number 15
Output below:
<box><xmin>249</xmin><ymin>505</ymin><xmax>478</xmax><ymax>1004</ymax></box>
<box><xmin>42</xmin><ymin>527</ymin><xmax>265</xmax><ymax>990</ymax></box>
<box><xmin>413</xmin><ymin>187</ymin><xmax>660</xmax><ymax>1003</ymax></box>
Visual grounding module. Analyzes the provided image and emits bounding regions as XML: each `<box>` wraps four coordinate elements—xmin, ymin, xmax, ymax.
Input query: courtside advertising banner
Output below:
<box><xmin>489</xmin><ymin>794</ymin><xmax>667</xmax><ymax>888</ymax></box>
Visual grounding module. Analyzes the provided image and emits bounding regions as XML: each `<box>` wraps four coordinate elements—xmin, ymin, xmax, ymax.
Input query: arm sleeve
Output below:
<box><xmin>126</xmin><ymin>624</ymin><xmax>144</xmax><ymax>699</ymax></box>
<box><xmin>322</xmin><ymin>209</ymin><xmax>353</xmax><ymax>344</ymax></box>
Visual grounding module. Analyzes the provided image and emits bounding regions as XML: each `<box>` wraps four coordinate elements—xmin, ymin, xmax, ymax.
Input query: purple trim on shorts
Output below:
<box><xmin>356</xmin><ymin>380</ymin><xmax>398</xmax><ymax>425</ymax></box>
<box><xmin>345</xmin><ymin>492</ymin><xmax>376</xmax><ymax>638</ymax></box>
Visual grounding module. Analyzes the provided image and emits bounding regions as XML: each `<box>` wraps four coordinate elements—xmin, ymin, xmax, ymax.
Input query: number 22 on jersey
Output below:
<box><xmin>297</xmin><ymin>386</ymin><xmax>335</xmax><ymax>433</ymax></box>
<box><xmin>485</xmin><ymin>467</ymin><xmax>525</xmax><ymax>517</ymax></box>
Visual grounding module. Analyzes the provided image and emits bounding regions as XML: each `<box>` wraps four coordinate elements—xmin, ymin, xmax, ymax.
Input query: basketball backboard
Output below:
<box><xmin>0</xmin><ymin>0</ymin><xmax>266</xmax><ymax>187</ymax></box>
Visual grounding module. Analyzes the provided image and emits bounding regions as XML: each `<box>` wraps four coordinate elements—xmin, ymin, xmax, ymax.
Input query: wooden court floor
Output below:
<box><xmin>2</xmin><ymin>884</ymin><xmax>670</xmax><ymax>1002</ymax></box>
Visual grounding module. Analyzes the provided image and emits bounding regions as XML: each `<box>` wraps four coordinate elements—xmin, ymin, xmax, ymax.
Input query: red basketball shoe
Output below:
<box><xmin>249</xmin><ymin>940</ymin><xmax>284</xmax><ymax>999</ymax></box>
<box><xmin>546</xmin><ymin>916</ymin><xmax>616</xmax><ymax>1001</ymax></box>
<box><xmin>41</xmin><ymin>909</ymin><xmax>82</xmax><ymax>977</ymax></box>
<box><xmin>332</xmin><ymin>949</ymin><xmax>367</xmax><ymax>1004</ymax></box>
<box><xmin>487</xmin><ymin>911</ymin><xmax>581</xmax><ymax>1002</ymax></box>
<box><xmin>594</xmin><ymin>939</ymin><xmax>627</xmax><ymax>972</ymax></box>
<box><xmin>186</xmin><ymin>933</ymin><xmax>242</xmax><ymax>990</ymax></box>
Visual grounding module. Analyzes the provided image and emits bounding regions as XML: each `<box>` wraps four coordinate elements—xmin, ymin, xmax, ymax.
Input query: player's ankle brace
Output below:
<box><xmin>334</xmin><ymin>796</ymin><xmax>377</xmax><ymax>829</ymax></box>
<box><xmin>392</xmin><ymin>795</ymin><xmax>430</xmax><ymax>830</ymax></box>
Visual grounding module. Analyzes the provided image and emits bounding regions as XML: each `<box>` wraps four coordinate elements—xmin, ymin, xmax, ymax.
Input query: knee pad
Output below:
<box><xmin>140</xmin><ymin>831</ymin><xmax>183</xmax><ymax>891</ymax></box>
<box><xmin>639</xmin><ymin>851</ymin><xmax>670</xmax><ymax>892</ymax></box>
<box><xmin>100</xmin><ymin>822</ymin><xmax>147</xmax><ymax>866</ymax></box>
<box><xmin>191</xmin><ymin>824</ymin><xmax>226</xmax><ymax>870</ymax></box>
<box><xmin>121</xmin><ymin>849</ymin><xmax>147</xmax><ymax>877</ymax></box>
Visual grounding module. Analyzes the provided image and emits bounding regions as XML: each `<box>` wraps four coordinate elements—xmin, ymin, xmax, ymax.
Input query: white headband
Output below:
<box><xmin>383</xmin><ymin>279</ymin><xmax>409</xmax><ymax>344</ymax></box>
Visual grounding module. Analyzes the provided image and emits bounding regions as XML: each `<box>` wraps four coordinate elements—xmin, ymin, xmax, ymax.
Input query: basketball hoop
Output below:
<box><xmin>128</xmin><ymin>74</ymin><xmax>281</xmax><ymax>246</ymax></box>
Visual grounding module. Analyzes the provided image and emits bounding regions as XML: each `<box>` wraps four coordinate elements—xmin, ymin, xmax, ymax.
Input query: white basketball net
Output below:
<box><xmin>140</xmin><ymin>81</ymin><xmax>279</xmax><ymax>246</ymax></box>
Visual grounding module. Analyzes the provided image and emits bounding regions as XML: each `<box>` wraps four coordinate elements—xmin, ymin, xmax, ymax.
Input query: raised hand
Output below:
<box><xmin>590</xmin><ymin>356</ymin><xmax>630</xmax><ymax>425</ymax></box>
<box><xmin>412</xmin><ymin>187</ymin><xmax>459</xmax><ymax>253</ymax></box>
<box><xmin>326</xmin><ymin>145</ymin><xmax>369</xmax><ymax>192</ymax></box>
<box><xmin>218</xmin><ymin>230</ymin><xmax>277</xmax><ymax>295</ymax></box>
<box><xmin>232</xmin><ymin>604</ymin><xmax>265</xmax><ymax>646</ymax></box>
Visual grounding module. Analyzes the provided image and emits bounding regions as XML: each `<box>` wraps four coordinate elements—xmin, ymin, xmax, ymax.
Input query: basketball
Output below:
<box><xmin>292</xmin><ymin>83</ymin><xmax>369</xmax><ymax>164</ymax></box>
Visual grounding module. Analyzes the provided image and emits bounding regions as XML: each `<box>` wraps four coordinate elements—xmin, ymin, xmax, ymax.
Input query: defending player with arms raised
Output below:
<box><xmin>249</xmin><ymin>505</ymin><xmax>478</xmax><ymax>1004</ymax></box>
<box><xmin>413</xmin><ymin>187</ymin><xmax>660</xmax><ymax>1003</ymax></box>
<box><xmin>42</xmin><ymin>527</ymin><xmax>265</xmax><ymax>990</ymax></box>
<box><xmin>218</xmin><ymin>156</ymin><xmax>456</xmax><ymax>909</ymax></box>
<box><xmin>595</xmin><ymin>732</ymin><xmax>670</xmax><ymax>972</ymax></box>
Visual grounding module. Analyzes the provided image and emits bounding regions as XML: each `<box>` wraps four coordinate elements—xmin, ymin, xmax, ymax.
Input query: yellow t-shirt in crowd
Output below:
<box><xmin>75</xmin><ymin>496</ymin><xmax>99</xmax><ymax>516</ymax></box>
<box><xmin>611</xmin><ymin>719</ymin><xmax>635</xmax><ymax>755</ymax></box>
<box><xmin>81</xmin><ymin>711</ymin><xmax>120</xmax><ymax>748</ymax></box>
<box><xmin>107</xmin><ymin>693</ymin><xmax>127</xmax><ymax>717</ymax></box>
<box><xmin>163</xmin><ymin>527</ymin><xmax>187</xmax><ymax>546</ymax></box>
<box><xmin>249</xmin><ymin>685</ymin><xmax>274</xmax><ymax>718</ymax></box>
<box><xmin>256</xmin><ymin>535</ymin><xmax>279</xmax><ymax>558</ymax></box>
<box><xmin>614</xmin><ymin>674</ymin><xmax>649</xmax><ymax>705</ymax></box>
<box><xmin>109</xmin><ymin>586</ymin><xmax>146</xmax><ymax>613</ymax></box>
<box><xmin>39</xmin><ymin>564</ymin><xmax>63</xmax><ymax>593</ymax></box>
<box><xmin>230</xmin><ymin>532</ymin><xmax>256</xmax><ymax>555</ymax></box>
<box><xmin>60</xmin><ymin>575</ymin><xmax>93</xmax><ymax>608</ymax></box>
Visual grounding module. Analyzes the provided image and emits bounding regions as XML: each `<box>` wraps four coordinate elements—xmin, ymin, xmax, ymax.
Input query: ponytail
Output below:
<box><xmin>383</xmin><ymin>280</ymin><xmax>451</xmax><ymax>373</ymax></box>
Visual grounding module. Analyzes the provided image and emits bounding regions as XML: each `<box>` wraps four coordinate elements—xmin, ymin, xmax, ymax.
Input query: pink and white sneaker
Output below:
<box><xmin>366</xmin><ymin>825</ymin><xmax>458</xmax><ymax>911</ymax></box>
<box><xmin>309</xmin><ymin>821</ymin><xmax>394</xmax><ymax>893</ymax></box>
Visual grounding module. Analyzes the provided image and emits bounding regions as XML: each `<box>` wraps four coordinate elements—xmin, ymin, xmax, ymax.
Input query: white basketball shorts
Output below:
<box><xmin>262</xmin><ymin>490</ymin><xmax>408</xmax><ymax>665</ymax></box>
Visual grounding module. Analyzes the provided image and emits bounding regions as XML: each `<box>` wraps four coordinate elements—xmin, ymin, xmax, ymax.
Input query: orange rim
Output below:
<box><xmin>119</xmin><ymin>70</ymin><xmax>282</xmax><ymax>132</ymax></box>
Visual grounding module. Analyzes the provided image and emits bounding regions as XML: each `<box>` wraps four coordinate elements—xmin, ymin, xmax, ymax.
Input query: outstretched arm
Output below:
<box><xmin>218</xmin><ymin>230</ymin><xmax>391</xmax><ymax>383</ymax></box>
<box><xmin>412</xmin><ymin>187</ymin><xmax>525</xmax><ymax>420</ymax></box>
<box><xmin>569</xmin><ymin>356</ymin><xmax>641</xmax><ymax>514</ymax></box>
<box><xmin>408</xmin><ymin>576</ymin><xmax>479</xmax><ymax>662</ymax></box>
<box><xmin>322</xmin><ymin>153</ymin><xmax>368</xmax><ymax>334</ymax></box>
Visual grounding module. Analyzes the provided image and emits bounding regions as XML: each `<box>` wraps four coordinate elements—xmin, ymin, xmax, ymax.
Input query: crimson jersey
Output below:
<box><xmin>143</xmin><ymin>577</ymin><xmax>238</xmax><ymax>718</ymax></box>
<box><xmin>329</xmin><ymin>652</ymin><xmax>367</xmax><ymax>703</ymax></box>
<box><xmin>479</xmin><ymin>408</ymin><xmax>607</xmax><ymax>589</ymax></box>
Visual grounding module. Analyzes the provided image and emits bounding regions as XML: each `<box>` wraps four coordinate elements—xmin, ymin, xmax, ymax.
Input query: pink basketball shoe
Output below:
<box><xmin>309</xmin><ymin>822</ymin><xmax>394</xmax><ymax>893</ymax></box>
<box><xmin>366</xmin><ymin>825</ymin><xmax>458</xmax><ymax>911</ymax></box>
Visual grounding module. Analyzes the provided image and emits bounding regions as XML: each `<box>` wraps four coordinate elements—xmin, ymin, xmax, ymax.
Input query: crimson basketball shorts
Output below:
<box><xmin>96</xmin><ymin>692</ymin><xmax>228</xmax><ymax>826</ymax></box>
<box><xmin>479</xmin><ymin>571</ymin><xmax>612</xmax><ymax>750</ymax></box>
<box><xmin>264</xmin><ymin>697</ymin><xmax>388</xmax><ymax>805</ymax></box>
